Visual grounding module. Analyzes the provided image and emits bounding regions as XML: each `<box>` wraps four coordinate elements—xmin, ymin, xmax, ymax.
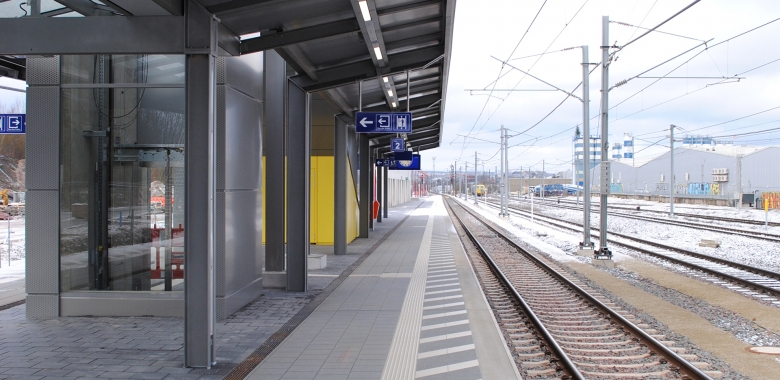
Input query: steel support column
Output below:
<box><xmin>286</xmin><ymin>80</ymin><xmax>309</xmax><ymax>292</ymax></box>
<box><xmin>376</xmin><ymin>164</ymin><xmax>383</xmax><ymax>223</ymax></box>
<box><xmin>369</xmin><ymin>149</ymin><xmax>375</xmax><ymax>230</ymax></box>
<box><xmin>334</xmin><ymin>116</ymin><xmax>348</xmax><ymax>255</ymax></box>
<box><xmin>383</xmin><ymin>160</ymin><xmax>389</xmax><ymax>218</ymax></box>
<box><xmin>264</xmin><ymin>51</ymin><xmax>286</xmax><ymax>272</ymax></box>
<box><xmin>359</xmin><ymin>135</ymin><xmax>369</xmax><ymax>238</ymax></box>
<box><xmin>184</xmin><ymin>0</ymin><xmax>216</xmax><ymax>368</ymax></box>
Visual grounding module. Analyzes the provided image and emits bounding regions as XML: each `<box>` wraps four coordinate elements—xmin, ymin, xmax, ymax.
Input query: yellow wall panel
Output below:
<box><xmin>262</xmin><ymin>156</ymin><xmax>357</xmax><ymax>245</ymax></box>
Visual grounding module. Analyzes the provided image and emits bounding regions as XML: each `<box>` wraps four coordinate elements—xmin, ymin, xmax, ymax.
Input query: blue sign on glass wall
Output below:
<box><xmin>0</xmin><ymin>114</ymin><xmax>25</xmax><ymax>134</ymax></box>
<box><xmin>356</xmin><ymin>112</ymin><xmax>412</xmax><ymax>133</ymax></box>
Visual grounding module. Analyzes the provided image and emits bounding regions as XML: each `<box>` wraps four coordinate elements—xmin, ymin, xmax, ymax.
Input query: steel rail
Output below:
<box><xmin>488</xmin><ymin>199</ymin><xmax>780</xmax><ymax>297</ymax></box>
<box><xmin>446</xmin><ymin>197</ymin><xmax>712</xmax><ymax>380</ymax></box>
<box><xmin>510</xmin><ymin>196</ymin><xmax>780</xmax><ymax>242</ymax></box>
<box><xmin>445</xmin><ymin>198</ymin><xmax>583</xmax><ymax>380</ymax></box>
<box><xmin>510</xmin><ymin>194</ymin><xmax>780</xmax><ymax>227</ymax></box>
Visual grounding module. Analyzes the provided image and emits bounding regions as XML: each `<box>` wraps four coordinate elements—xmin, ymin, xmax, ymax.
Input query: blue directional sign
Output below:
<box><xmin>375</xmin><ymin>158</ymin><xmax>394</xmax><ymax>167</ymax></box>
<box><xmin>356</xmin><ymin>112</ymin><xmax>412</xmax><ymax>133</ymax></box>
<box><xmin>390</xmin><ymin>138</ymin><xmax>405</xmax><ymax>152</ymax></box>
<box><xmin>389</xmin><ymin>154</ymin><xmax>420</xmax><ymax>170</ymax></box>
<box><xmin>0</xmin><ymin>114</ymin><xmax>25</xmax><ymax>134</ymax></box>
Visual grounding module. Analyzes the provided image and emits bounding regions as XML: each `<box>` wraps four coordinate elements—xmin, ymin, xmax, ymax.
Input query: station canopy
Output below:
<box><xmin>0</xmin><ymin>0</ymin><xmax>455</xmax><ymax>155</ymax></box>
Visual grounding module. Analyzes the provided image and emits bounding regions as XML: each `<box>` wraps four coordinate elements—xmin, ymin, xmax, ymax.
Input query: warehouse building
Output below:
<box><xmin>592</xmin><ymin>144</ymin><xmax>780</xmax><ymax>204</ymax></box>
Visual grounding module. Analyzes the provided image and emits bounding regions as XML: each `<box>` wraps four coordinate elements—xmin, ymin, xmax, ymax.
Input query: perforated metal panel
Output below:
<box><xmin>26</xmin><ymin>56</ymin><xmax>60</xmax><ymax>85</ymax></box>
<box><xmin>26</xmin><ymin>294</ymin><xmax>59</xmax><ymax>319</ymax></box>
<box><xmin>216</xmin><ymin>191</ymin><xmax>226</xmax><ymax>297</ymax></box>
<box><xmin>26</xmin><ymin>190</ymin><xmax>59</xmax><ymax>294</ymax></box>
<box><xmin>216</xmin><ymin>297</ymin><xmax>226</xmax><ymax>320</ymax></box>
<box><xmin>217</xmin><ymin>57</ymin><xmax>227</xmax><ymax>85</ymax></box>
<box><xmin>216</xmin><ymin>85</ymin><xmax>226</xmax><ymax>189</ymax></box>
<box><xmin>26</xmin><ymin>87</ymin><xmax>60</xmax><ymax>190</ymax></box>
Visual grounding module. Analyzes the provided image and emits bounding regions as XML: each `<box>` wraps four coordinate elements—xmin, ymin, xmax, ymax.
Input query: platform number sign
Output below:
<box><xmin>390</xmin><ymin>138</ymin><xmax>405</xmax><ymax>152</ymax></box>
<box><xmin>0</xmin><ymin>114</ymin><xmax>25</xmax><ymax>134</ymax></box>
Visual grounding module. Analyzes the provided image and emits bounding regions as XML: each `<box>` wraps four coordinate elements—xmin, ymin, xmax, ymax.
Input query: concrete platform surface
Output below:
<box><xmin>245</xmin><ymin>196</ymin><xmax>519</xmax><ymax>380</ymax></box>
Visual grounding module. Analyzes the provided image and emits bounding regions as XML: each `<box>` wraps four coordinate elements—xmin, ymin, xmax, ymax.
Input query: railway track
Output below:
<box><xmin>445</xmin><ymin>196</ymin><xmax>717</xmax><ymax>379</ymax></box>
<box><xmin>504</xmin><ymin>196</ymin><xmax>780</xmax><ymax>243</ymax></box>
<box><xmin>479</xmin><ymin>198</ymin><xmax>780</xmax><ymax>301</ymax></box>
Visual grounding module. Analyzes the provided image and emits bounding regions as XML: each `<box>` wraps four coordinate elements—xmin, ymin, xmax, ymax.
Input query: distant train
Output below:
<box><xmin>476</xmin><ymin>184</ymin><xmax>487</xmax><ymax>197</ymax></box>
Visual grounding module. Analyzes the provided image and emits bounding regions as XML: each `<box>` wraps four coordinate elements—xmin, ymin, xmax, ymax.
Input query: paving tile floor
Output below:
<box><xmin>0</xmin><ymin>202</ymin><xmax>420</xmax><ymax>380</ymax></box>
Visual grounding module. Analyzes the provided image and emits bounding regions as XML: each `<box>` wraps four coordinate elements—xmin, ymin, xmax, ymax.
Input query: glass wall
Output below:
<box><xmin>60</xmin><ymin>55</ymin><xmax>186</xmax><ymax>292</ymax></box>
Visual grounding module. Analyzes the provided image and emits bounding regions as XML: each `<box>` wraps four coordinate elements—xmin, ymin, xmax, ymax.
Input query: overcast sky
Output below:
<box><xmin>2</xmin><ymin>1</ymin><xmax>780</xmax><ymax>176</ymax></box>
<box><xmin>431</xmin><ymin>0</ymin><xmax>780</xmax><ymax>175</ymax></box>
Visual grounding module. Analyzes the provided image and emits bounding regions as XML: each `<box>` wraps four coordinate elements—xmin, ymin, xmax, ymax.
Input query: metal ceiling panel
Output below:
<box><xmin>105</xmin><ymin>0</ymin><xmax>171</xmax><ymax>15</ymax></box>
<box><xmin>382</xmin><ymin>19</ymin><xmax>441</xmax><ymax>43</ymax></box>
<box><xmin>378</xmin><ymin>1</ymin><xmax>441</xmax><ymax>28</ymax></box>
<box><xmin>211</xmin><ymin>0</ymin><xmax>354</xmax><ymax>36</ymax></box>
<box><xmin>296</xmin><ymin>33</ymin><xmax>367</xmax><ymax>69</ymax></box>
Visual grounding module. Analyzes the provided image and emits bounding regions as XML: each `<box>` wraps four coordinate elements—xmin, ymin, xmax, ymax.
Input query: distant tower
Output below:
<box><xmin>611</xmin><ymin>142</ymin><xmax>622</xmax><ymax>160</ymax></box>
<box><xmin>622</xmin><ymin>133</ymin><xmax>634</xmax><ymax>161</ymax></box>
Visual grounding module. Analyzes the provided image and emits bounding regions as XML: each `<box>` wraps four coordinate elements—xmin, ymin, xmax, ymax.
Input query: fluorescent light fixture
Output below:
<box><xmin>392</xmin><ymin>102</ymin><xmax>397</xmax><ymax>107</ymax></box>
<box><xmin>358</xmin><ymin>1</ymin><xmax>371</xmax><ymax>21</ymax></box>
<box><xmin>383</xmin><ymin>76</ymin><xmax>389</xmax><ymax>83</ymax></box>
<box><xmin>387</xmin><ymin>90</ymin><xmax>393</xmax><ymax>97</ymax></box>
<box><xmin>240</xmin><ymin>32</ymin><xmax>261</xmax><ymax>40</ymax></box>
<box><xmin>373</xmin><ymin>46</ymin><xmax>383</xmax><ymax>60</ymax></box>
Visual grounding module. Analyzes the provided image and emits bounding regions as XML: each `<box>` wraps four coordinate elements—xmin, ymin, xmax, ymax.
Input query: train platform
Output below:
<box><xmin>0</xmin><ymin>197</ymin><xmax>518</xmax><ymax>380</ymax></box>
<box><xmin>244</xmin><ymin>196</ymin><xmax>518</xmax><ymax>380</ymax></box>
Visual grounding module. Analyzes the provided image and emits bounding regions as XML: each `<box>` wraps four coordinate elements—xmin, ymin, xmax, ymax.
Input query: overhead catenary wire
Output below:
<box><xmin>611</xmin><ymin>20</ymin><xmax>706</xmax><ymax>42</ymax></box>
<box><xmin>457</xmin><ymin>0</ymin><xmax>589</xmax><ymax>158</ymax></box>
<box><xmin>611</xmin><ymin>57</ymin><xmax>780</xmax><ymax>127</ymax></box>
<box><xmin>616</xmin><ymin>0</ymin><xmax>701</xmax><ymax>53</ymax></box>
<box><xmin>456</xmin><ymin>0</ymin><xmax>550</xmax><ymax>157</ymax></box>
<box><xmin>610</xmin><ymin>16</ymin><xmax>780</xmax><ymax>113</ymax></box>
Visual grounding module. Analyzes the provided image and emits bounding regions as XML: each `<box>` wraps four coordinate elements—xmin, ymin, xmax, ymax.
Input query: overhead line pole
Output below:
<box><xmin>670</xmin><ymin>124</ymin><xmax>676</xmax><ymax>217</ymax></box>
<box><xmin>598</xmin><ymin>16</ymin><xmax>613</xmax><ymax>260</ymax></box>
<box><xmin>580</xmin><ymin>45</ymin><xmax>594</xmax><ymax>253</ymax></box>
<box><xmin>474</xmin><ymin>152</ymin><xmax>478</xmax><ymax>205</ymax></box>
<box><xmin>504</xmin><ymin>126</ymin><xmax>509</xmax><ymax>216</ymax></box>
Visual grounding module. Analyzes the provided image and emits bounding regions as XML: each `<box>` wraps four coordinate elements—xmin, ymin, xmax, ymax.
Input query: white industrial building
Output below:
<box><xmin>592</xmin><ymin>144</ymin><xmax>780</xmax><ymax>202</ymax></box>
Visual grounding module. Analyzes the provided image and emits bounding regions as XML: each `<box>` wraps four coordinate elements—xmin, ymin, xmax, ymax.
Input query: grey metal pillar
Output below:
<box><xmin>598</xmin><ymin>15</ymin><xmax>611</xmax><ymax>256</ymax></box>
<box><xmin>264</xmin><ymin>51</ymin><xmax>286</xmax><ymax>272</ymax></box>
<box><xmin>334</xmin><ymin>116</ymin><xmax>348</xmax><ymax>255</ymax></box>
<box><xmin>359</xmin><ymin>135</ymin><xmax>369</xmax><ymax>238</ymax></box>
<box><xmin>286</xmin><ymin>80</ymin><xmax>309</xmax><ymax>292</ymax></box>
<box><xmin>184</xmin><ymin>1</ymin><xmax>217</xmax><ymax>367</ymax></box>
<box><xmin>369</xmin><ymin>149</ymin><xmax>375</xmax><ymax>230</ymax></box>
<box><xmin>25</xmin><ymin>56</ymin><xmax>61</xmax><ymax>319</ymax></box>
<box><xmin>581</xmin><ymin>45</ymin><xmax>593</xmax><ymax>250</ymax></box>
<box><xmin>377</xmin><ymin>164</ymin><xmax>383</xmax><ymax>222</ymax></box>
<box><xmin>383</xmin><ymin>161</ymin><xmax>389</xmax><ymax>218</ymax></box>
<box><xmin>669</xmin><ymin>124</ymin><xmax>675</xmax><ymax>217</ymax></box>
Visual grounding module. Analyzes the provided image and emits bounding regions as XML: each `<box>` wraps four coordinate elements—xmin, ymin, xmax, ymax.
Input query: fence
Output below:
<box><xmin>764</xmin><ymin>192</ymin><xmax>780</xmax><ymax>209</ymax></box>
<box><xmin>597</xmin><ymin>182</ymin><xmax>738</xmax><ymax>200</ymax></box>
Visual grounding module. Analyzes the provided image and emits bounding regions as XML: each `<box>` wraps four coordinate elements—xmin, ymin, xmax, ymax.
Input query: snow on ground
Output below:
<box><xmin>451</xmin><ymin>196</ymin><xmax>581</xmax><ymax>263</ymax></box>
<box><xmin>0</xmin><ymin>256</ymin><xmax>24</xmax><ymax>284</ymax></box>
<box><xmin>571</xmin><ymin>195</ymin><xmax>780</xmax><ymax>224</ymax></box>
<box><xmin>486</xmin><ymin>195</ymin><xmax>780</xmax><ymax>273</ymax></box>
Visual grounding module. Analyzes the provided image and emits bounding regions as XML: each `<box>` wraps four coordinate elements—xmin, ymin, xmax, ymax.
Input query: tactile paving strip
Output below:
<box><xmin>224</xmin><ymin>202</ymin><xmax>426</xmax><ymax>380</ymax></box>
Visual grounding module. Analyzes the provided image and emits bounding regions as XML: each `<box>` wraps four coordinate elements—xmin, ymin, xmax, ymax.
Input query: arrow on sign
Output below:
<box><xmin>10</xmin><ymin>119</ymin><xmax>19</xmax><ymax>127</ymax></box>
<box><xmin>359</xmin><ymin>117</ymin><xmax>373</xmax><ymax>129</ymax></box>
